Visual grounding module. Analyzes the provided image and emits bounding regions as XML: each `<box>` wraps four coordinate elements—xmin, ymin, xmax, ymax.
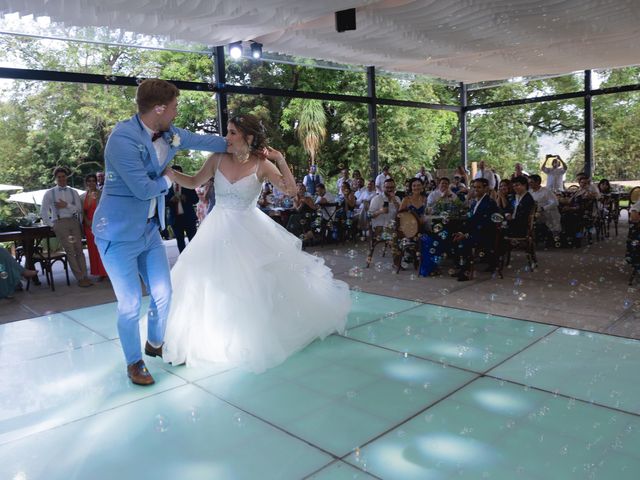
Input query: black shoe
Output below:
<box><xmin>144</xmin><ymin>341</ymin><xmax>163</xmax><ymax>358</ymax></box>
<box><xmin>457</xmin><ymin>274</ymin><xmax>471</xmax><ymax>282</ymax></box>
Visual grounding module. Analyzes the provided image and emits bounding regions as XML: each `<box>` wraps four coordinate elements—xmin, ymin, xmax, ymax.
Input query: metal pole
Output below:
<box><xmin>584</xmin><ymin>70</ymin><xmax>594</xmax><ymax>178</ymax></box>
<box><xmin>367</xmin><ymin>66</ymin><xmax>379</xmax><ymax>178</ymax></box>
<box><xmin>214</xmin><ymin>46</ymin><xmax>229</xmax><ymax>136</ymax></box>
<box><xmin>460</xmin><ymin>82</ymin><xmax>468</xmax><ymax>169</ymax></box>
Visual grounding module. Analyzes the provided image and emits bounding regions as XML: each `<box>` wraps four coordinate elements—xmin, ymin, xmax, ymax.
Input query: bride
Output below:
<box><xmin>162</xmin><ymin>114</ymin><xmax>351</xmax><ymax>373</ymax></box>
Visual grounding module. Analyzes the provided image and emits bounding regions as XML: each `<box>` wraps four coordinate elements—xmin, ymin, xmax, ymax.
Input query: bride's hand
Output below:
<box><xmin>262</xmin><ymin>146</ymin><xmax>285</xmax><ymax>164</ymax></box>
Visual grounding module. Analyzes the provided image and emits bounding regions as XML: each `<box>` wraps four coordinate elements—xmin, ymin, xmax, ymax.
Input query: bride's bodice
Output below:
<box><xmin>214</xmin><ymin>170</ymin><xmax>262</xmax><ymax>210</ymax></box>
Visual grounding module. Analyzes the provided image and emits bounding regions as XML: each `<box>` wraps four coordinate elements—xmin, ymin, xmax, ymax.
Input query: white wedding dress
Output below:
<box><xmin>163</xmin><ymin>164</ymin><xmax>351</xmax><ymax>373</ymax></box>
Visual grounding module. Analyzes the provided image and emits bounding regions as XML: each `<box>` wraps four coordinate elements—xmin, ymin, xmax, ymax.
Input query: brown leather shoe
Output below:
<box><xmin>144</xmin><ymin>341</ymin><xmax>163</xmax><ymax>358</ymax></box>
<box><xmin>127</xmin><ymin>360</ymin><xmax>155</xmax><ymax>386</ymax></box>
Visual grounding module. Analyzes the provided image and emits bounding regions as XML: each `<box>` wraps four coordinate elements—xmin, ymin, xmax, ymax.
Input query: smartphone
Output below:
<box><xmin>383</xmin><ymin>201</ymin><xmax>389</xmax><ymax>208</ymax></box>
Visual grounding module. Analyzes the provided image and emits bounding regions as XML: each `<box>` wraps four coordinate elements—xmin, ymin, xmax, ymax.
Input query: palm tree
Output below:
<box><xmin>297</xmin><ymin>100</ymin><xmax>326</xmax><ymax>166</ymax></box>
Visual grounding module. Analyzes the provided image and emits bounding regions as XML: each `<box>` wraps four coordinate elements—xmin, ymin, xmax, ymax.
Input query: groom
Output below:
<box><xmin>94</xmin><ymin>79</ymin><xmax>227</xmax><ymax>385</ymax></box>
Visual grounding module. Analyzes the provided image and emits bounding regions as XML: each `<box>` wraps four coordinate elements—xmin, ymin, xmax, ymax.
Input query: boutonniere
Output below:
<box><xmin>171</xmin><ymin>133</ymin><xmax>181</xmax><ymax>148</ymax></box>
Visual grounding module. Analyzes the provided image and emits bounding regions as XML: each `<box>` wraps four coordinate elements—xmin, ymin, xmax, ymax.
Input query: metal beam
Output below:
<box><xmin>214</xmin><ymin>46</ymin><xmax>228</xmax><ymax>136</ymax></box>
<box><xmin>459</xmin><ymin>82</ymin><xmax>468</xmax><ymax>169</ymax></box>
<box><xmin>367</xmin><ymin>66</ymin><xmax>379</xmax><ymax>178</ymax></box>
<box><xmin>584</xmin><ymin>70</ymin><xmax>594</xmax><ymax>178</ymax></box>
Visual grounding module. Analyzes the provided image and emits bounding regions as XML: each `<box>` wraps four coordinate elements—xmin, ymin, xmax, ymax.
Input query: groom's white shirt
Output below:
<box><xmin>141</xmin><ymin>121</ymin><xmax>172</xmax><ymax>219</ymax></box>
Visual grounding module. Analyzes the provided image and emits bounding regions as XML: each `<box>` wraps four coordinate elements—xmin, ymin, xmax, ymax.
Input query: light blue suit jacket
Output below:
<box><xmin>93</xmin><ymin>114</ymin><xmax>226</xmax><ymax>241</ymax></box>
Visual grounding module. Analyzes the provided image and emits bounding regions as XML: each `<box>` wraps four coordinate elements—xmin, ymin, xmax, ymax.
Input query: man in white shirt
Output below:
<box><xmin>427</xmin><ymin>177</ymin><xmax>455</xmax><ymax>208</ymax></box>
<box><xmin>369</xmin><ymin>178</ymin><xmax>401</xmax><ymax>229</ymax></box>
<box><xmin>336</xmin><ymin>168</ymin><xmax>351</xmax><ymax>193</ymax></box>
<box><xmin>528</xmin><ymin>174</ymin><xmax>561</xmax><ymax>235</ymax></box>
<box><xmin>474</xmin><ymin>160</ymin><xmax>496</xmax><ymax>190</ymax></box>
<box><xmin>314</xmin><ymin>183</ymin><xmax>336</xmax><ymax>221</ymax></box>
<box><xmin>541</xmin><ymin>155</ymin><xmax>567</xmax><ymax>192</ymax></box>
<box><xmin>40</xmin><ymin>166</ymin><xmax>93</xmax><ymax>287</ymax></box>
<box><xmin>415</xmin><ymin>166</ymin><xmax>433</xmax><ymax>185</ymax></box>
<box><xmin>375</xmin><ymin>165</ymin><xmax>391</xmax><ymax>195</ymax></box>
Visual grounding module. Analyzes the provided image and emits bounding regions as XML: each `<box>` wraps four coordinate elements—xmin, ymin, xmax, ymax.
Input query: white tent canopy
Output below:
<box><xmin>1</xmin><ymin>1</ymin><xmax>639</xmax><ymax>83</ymax></box>
<box><xmin>0</xmin><ymin>184</ymin><xmax>22</xmax><ymax>192</ymax></box>
<box><xmin>8</xmin><ymin>188</ymin><xmax>84</xmax><ymax>205</ymax></box>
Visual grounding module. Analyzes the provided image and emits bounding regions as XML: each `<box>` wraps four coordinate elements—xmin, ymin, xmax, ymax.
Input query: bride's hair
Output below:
<box><xmin>229</xmin><ymin>114</ymin><xmax>268</xmax><ymax>151</ymax></box>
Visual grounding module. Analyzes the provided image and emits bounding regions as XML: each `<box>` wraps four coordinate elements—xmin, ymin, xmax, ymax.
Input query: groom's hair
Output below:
<box><xmin>136</xmin><ymin>79</ymin><xmax>180</xmax><ymax>114</ymax></box>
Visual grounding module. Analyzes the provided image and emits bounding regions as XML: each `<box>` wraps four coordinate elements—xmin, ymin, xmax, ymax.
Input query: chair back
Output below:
<box><xmin>396</xmin><ymin>211</ymin><xmax>419</xmax><ymax>238</ymax></box>
<box><xmin>526</xmin><ymin>205</ymin><xmax>537</xmax><ymax>238</ymax></box>
<box><xmin>629</xmin><ymin>187</ymin><xmax>640</xmax><ymax>205</ymax></box>
<box><xmin>567</xmin><ymin>185</ymin><xmax>579</xmax><ymax>192</ymax></box>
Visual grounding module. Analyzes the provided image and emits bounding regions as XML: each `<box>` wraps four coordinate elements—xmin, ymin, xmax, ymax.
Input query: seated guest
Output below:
<box><xmin>258</xmin><ymin>182</ymin><xmax>274</xmax><ymax>212</ymax></box>
<box><xmin>399</xmin><ymin>177</ymin><xmax>428</xmax><ymax>231</ymax></box>
<box><xmin>450</xmin><ymin>175</ymin><xmax>468</xmax><ymax>201</ymax></box>
<box><xmin>572</xmin><ymin>174</ymin><xmax>600</xmax><ymax>200</ymax></box>
<box><xmin>0</xmin><ymin>246</ymin><xmax>37</xmax><ymax>299</ymax></box>
<box><xmin>528</xmin><ymin>174</ymin><xmax>561</xmax><ymax>237</ymax></box>
<box><xmin>455</xmin><ymin>165</ymin><xmax>470</xmax><ymax>187</ymax></box>
<box><xmin>496</xmin><ymin>178</ymin><xmax>514</xmax><ymax>214</ymax></box>
<box><xmin>314</xmin><ymin>183</ymin><xmax>336</xmax><ymax>221</ymax></box>
<box><xmin>474</xmin><ymin>160</ymin><xmax>496</xmax><ymax>190</ymax></box>
<box><xmin>369</xmin><ymin>178</ymin><xmax>401</xmax><ymax>231</ymax></box>
<box><xmin>626</xmin><ymin>201</ymin><xmax>640</xmax><ymax>270</ymax></box>
<box><xmin>352</xmin><ymin>169</ymin><xmax>364</xmax><ymax>184</ymax></box>
<box><xmin>452</xmin><ymin>178</ymin><xmax>500</xmax><ymax>280</ymax></box>
<box><xmin>541</xmin><ymin>155</ymin><xmax>567</xmax><ymax>192</ymax></box>
<box><xmin>355</xmin><ymin>178</ymin><xmax>377</xmax><ymax>232</ymax></box>
<box><xmin>598</xmin><ymin>178</ymin><xmax>612</xmax><ymax>195</ymax></box>
<box><xmin>336</xmin><ymin>168</ymin><xmax>351</xmax><ymax>193</ymax></box>
<box><xmin>40</xmin><ymin>166</ymin><xmax>93</xmax><ymax>288</ymax></box>
<box><xmin>337</xmin><ymin>182</ymin><xmax>357</xmax><ymax>218</ymax></box>
<box><xmin>286</xmin><ymin>182</ymin><xmax>318</xmax><ymax>240</ymax></box>
<box><xmin>426</xmin><ymin>177</ymin><xmax>455</xmax><ymax>209</ymax></box>
<box><xmin>195</xmin><ymin>178</ymin><xmax>213</xmax><ymax>223</ymax></box>
<box><xmin>504</xmin><ymin>175</ymin><xmax>535</xmax><ymax>237</ymax></box>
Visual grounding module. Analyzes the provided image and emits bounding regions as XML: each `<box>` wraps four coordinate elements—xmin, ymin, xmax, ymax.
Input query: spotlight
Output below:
<box><xmin>229</xmin><ymin>41</ymin><xmax>242</xmax><ymax>59</ymax></box>
<box><xmin>250</xmin><ymin>42</ymin><xmax>263</xmax><ymax>60</ymax></box>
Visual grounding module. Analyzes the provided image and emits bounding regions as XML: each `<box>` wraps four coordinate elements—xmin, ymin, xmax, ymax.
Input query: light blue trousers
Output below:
<box><xmin>96</xmin><ymin>220</ymin><xmax>172</xmax><ymax>365</ymax></box>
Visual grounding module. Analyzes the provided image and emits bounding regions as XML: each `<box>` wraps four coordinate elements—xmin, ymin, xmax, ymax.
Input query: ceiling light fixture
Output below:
<box><xmin>229</xmin><ymin>41</ymin><xmax>243</xmax><ymax>59</ymax></box>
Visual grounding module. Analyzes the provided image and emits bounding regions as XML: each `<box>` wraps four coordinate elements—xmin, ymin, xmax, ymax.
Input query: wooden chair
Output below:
<box><xmin>365</xmin><ymin>222</ymin><xmax>395</xmax><ymax>269</ymax></box>
<box><xmin>498</xmin><ymin>206</ymin><xmax>537</xmax><ymax>275</ymax></box>
<box><xmin>20</xmin><ymin>226</ymin><xmax>70</xmax><ymax>291</ymax></box>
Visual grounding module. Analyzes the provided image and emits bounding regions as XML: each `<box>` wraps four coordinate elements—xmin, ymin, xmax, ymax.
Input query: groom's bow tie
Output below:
<box><xmin>152</xmin><ymin>131</ymin><xmax>164</xmax><ymax>142</ymax></box>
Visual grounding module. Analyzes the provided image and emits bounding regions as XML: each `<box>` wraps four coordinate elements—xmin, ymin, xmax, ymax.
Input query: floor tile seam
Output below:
<box><xmin>479</xmin><ymin>326</ymin><xmax>561</xmax><ymax>376</ymax></box>
<box><xmin>0</xmin><ymin>383</ymin><xmax>189</xmax><ymax>448</ymax></box>
<box><xmin>336</xmin><ymin>333</ymin><xmax>482</xmax><ymax>376</ymax></box>
<box><xmin>301</xmin><ymin>459</ymin><xmax>383</xmax><ymax>480</ymax></box>
<box><xmin>58</xmin><ymin>310</ymin><xmax>113</xmax><ymax>341</ymax></box>
<box><xmin>345</xmin><ymin>303</ymin><xmax>427</xmax><ymax>332</ymax></box>
<box><xmin>190</xmin><ymin>381</ymin><xmax>342</xmax><ymax>460</ymax></box>
<box><xmin>1</xmin><ymin>337</ymin><xmax>118</xmax><ymax>367</ymax></box>
<box><xmin>425</xmin><ymin>298</ymin><xmax>636</xmax><ymax>341</ymax></box>
<box><xmin>338</xmin><ymin>374</ymin><xmax>482</xmax><ymax>461</ymax></box>
<box><xmin>602</xmin><ymin>308</ymin><xmax>636</xmax><ymax>333</ymax></box>
<box><xmin>481</xmin><ymin>372</ymin><xmax>640</xmax><ymax>420</ymax></box>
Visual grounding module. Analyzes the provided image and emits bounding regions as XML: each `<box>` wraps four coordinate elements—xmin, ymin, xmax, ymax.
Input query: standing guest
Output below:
<box><xmin>510</xmin><ymin>162</ymin><xmax>529</xmax><ymax>179</ymax></box>
<box><xmin>352</xmin><ymin>169</ymin><xmax>364</xmax><ymax>184</ymax></box>
<box><xmin>504</xmin><ymin>176</ymin><xmax>535</xmax><ymax>237</ymax></box>
<box><xmin>415</xmin><ymin>166</ymin><xmax>433</xmax><ymax>185</ymax></box>
<box><xmin>40</xmin><ymin>166</ymin><xmax>93</xmax><ymax>288</ymax></box>
<box><xmin>195</xmin><ymin>179</ymin><xmax>213</xmax><ymax>223</ymax></box>
<box><xmin>355</xmin><ymin>178</ymin><xmax>377</xmax><ymax>207</ymax></box>
<box><xmin>96</xmin><ymin>171</ymin><xmax>105</xmax><ymax>190</ymax></box>
<box><xmin>302</xmin><ymin>164</ymin><xmax>323</xmax><ymax>196</ymax></box>
<box><xmin>166</xmin><ymin>165</ymin><xmax>199</xmax><ymax>253</ymax></box>
<box><xmin>375</xmin><ymin>165</ymin><xmax>391</xmax><ymax>194</ymax></box>
<box><xmin>455</xmin><ymin>165</ymin><xmax>470</xmax><ymax>187</ymax></box>
<box><xmin>92</xmin><ymin>78</ymin><xmax>227</xmax><ymax>385</ymax></box>
<box><xmin>541</xmin><ymin>155</ymin><xmax>567</xmax><ymax>192</ymax></box>
<box><xmin>81</xmin><ymin>174</ymin><xmax>107</xmax><ymax>281</ymax></box>
<box><xmin>0</xmin><ymin>246</ymin><xmax>38</xmax><ymax>299</ymax></box>
<box><xmin>336</xmin><ymin>167</ymin><xmax>351</xmax><ymax>193</ymax></box>
<box><xmin>474</xmin><ymin>160</ymin><xmax>496</xmax><ymax>190</ymax></box>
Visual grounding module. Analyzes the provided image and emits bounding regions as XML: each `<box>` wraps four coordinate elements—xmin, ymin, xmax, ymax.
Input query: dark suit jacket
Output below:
<box><xmin>507</xmin><ymin>192</ymin><xmax>534</xmax><ymax>237</ymax></box>
<box><xmin>166</xmin><ymin>185</ymin><xmax>198</xmax><ymax>227</ymax></box>
<box><xmin>466</xmin><ymin>194</ymin><xmax>499</xmax><ymax>247</ymax></box>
